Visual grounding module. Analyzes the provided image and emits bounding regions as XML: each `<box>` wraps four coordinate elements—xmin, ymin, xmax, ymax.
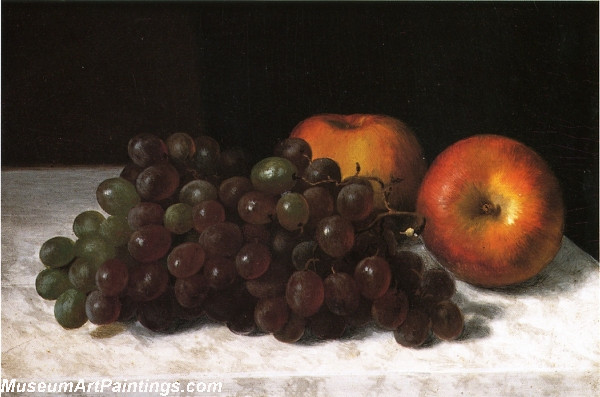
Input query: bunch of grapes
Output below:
<box><xmin>36</xmin><ymin>131</ymin><xmax>464</xmax><ymax>347</ymax></box>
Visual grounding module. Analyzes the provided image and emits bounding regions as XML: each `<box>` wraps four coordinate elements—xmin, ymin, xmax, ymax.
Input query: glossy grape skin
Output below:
<box><xmin>166</xmin><ymin>132</ymin><xmax>196</xmax><ymax>164</ymax></box>
<box><xmin>336</xmin><ymin>182</ymin><xmax>374</xmax><ymax>222</ymax></box>
<box><xmin>250</xmin><ymin>156</ymin><xmax>298</xmax><ymax>195</ymax></box>
<box><xmin>85</xmin><ymin>290</ymin><xmax>121</xmax><ymax>325</ymax></box>
<box><xmin>371</xmin><ymin>289</ymin><xmax>409</xmax><ymax>330</ymax></box>
<box><xmin>127</xmin><ymin>225</ymin><xmax>172</xmax><ymax>263</ymax></box>
<box><xmin>95</xmin><ymin>258</ymin><xmax>129</xmax><ymax>297</ymax></box>
<box><xmin>199</xmin><ymin>222</ymin><xmax>243</xmax><ymax>258</ymax></box>
<box><xmin>273</xmin><ymin>137</ymin><xmax>312</xmax><ymax>176</ymax></box>
<box><xmin>235</xmin><ymin>242</ymin><xmax>271</xmax><ymax>280</ymax></box>
<box><xmin>73</xmin><ymin>210</ymin><xmax>105</xmax><ymax>238</ymax></box>
<box><xmin>237</xmin><ymin>190</ymin><xmax>277</xmax><ymax>225</ymax></box>
<box><xmin>218</xmin><ymin>176</ymin><xmax>253</xmax><ymax>211</ymax></box>
<box><xmin>203</xmin><ymin>256</ymin><xmax>238</xmax><ymax>290</ymax></box>
<box><xmin>354</xmin><ymin>256</ymin><xmax>392</xmax><ymax>300</ymax></box>
<box><xmin>167</xmin><ymin>242</ymin><xmax>206</xmax><ymax>278</ymax></box>
<box><xmin>74</xmin><ymin>233</ymin><xmax>116</xmax><ymax>267</ymax></box>
<box><xmin>96</xmin><ymin>177</ymin><xmax>141</xmax><ymax>217</ymax></box>
<box><xmin>323</xmin><ymin>272</ymin><xmax>360</xmax><ymax>316</ymax></box>
<box><xmin>127</xmin><ymin>262</ymin><xmax>169</xmax><ymax>302</ymax></box>
<box><xmin>192</xmin><ymin>200</ymin><xmax>226</xmax><ymax>233</ymax></box>
<box><xmin>179</xmin><ymin>179</ymin><xmax>218</xmax><ymax>207</ymax></box>
<box><xmin>128</xmin><ymin>133</ymin><xmax>168</xmax><ymax>168</ymax></box>
<box><xmin>54</xmin><ymin>289</ymin><xmax>88</xmax><ymax>329</ymax></box>
<box><xmin>254</xmin><ymin>296</ymin><xmax>290</xmax><ymax>333</ymax></box>
<box><xmin>430</xmin><ymin>300</ymin><xmax>464</xmax><ymax>341</ymax></box>
<box><xmin>303</xmin><ymin>158</ymin><xmax>342</xmax><ymax>186</ymax></box>
<box><xmin>36</xmin><ymin>268</ymin><xmax>73</xmax><ymax>300</ymax></box>
<box><xmin>394</xmin><ymin>309</ymin><xmax>432</xmax><ymax>348</ymax></box>
<box><xmin>174</xmin><ymin>272</ymin><xmax>210</xmax><ymax>308</ymax></box>
<box><xmin>68</xmin><ymin>258</ymin><xmax>100</xmax><ymax>293</ymax></box>
<box><xmin>164</xmin><ymin>203</ymin><xmax>193</xmax><ymax>234</ymax></box>
<box><xmin>127</xmin><ymin>202</ymin><xmax>165</xmax><ymax>230</ymax></box>
<box><xmin>99</xmin><ymin>215</ymin><xmax>133</xmax><ymax>247</ymax></box>
<box><xmin>286</xmin><ymin>270</ymin><xmax>324</xmax><ymax>318</ymax></box>
<box><xmin>303</xmin><ymin>186</ymin><xmax>334</xmax><ymax>226</ymax></box>
<box><xmin>135</xmin><ymin>162</ymin><xmax>180</xmax><ymax>202</ymax></box>
<box><xmin>39</xmin><ymin>236</ymin><xmax>75</xmax><ymax>268</ymax></box>
<box><xmin>276</xmin><ymin>192</ymin><xmax>310</xmax><ymax>231</ymax></box>
<box><xmin>315</xmin><ymin>215</ymin><xmax>355</xmax><ymax>258</ymax></box>
<box><xmin>194</xmin><ymin>135</ymin><xmax>221</xmax><ymax>175</ymax></box>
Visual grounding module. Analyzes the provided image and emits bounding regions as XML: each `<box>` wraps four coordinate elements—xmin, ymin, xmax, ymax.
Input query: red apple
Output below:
<box><xmin>290</xmin><ymin>114</ymin><xmax>427</xmax><ymax>211</ymax></box>
<box><xmin>416</xmin><ymin>134</ymin><xmax>564</xmax><ymax>288</ymax></box>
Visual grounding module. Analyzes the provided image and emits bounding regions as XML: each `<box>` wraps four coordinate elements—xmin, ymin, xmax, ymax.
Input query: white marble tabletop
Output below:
<box><xmin>2</xmin><ymin>167</ymin><xmax>598</xmax><ymax>396</ymax></box>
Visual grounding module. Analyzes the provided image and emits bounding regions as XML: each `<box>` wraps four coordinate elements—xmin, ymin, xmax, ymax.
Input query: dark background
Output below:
<box><xmin>2</xmin><ymin>2</ymin><xmax>598</xmax><ymax>258</ymax></box>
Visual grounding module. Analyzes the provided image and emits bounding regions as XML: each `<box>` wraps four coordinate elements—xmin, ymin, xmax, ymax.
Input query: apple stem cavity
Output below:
<box><xmin>480</xmin><ymin>201</ymin><xmax>501</xmax><ymax>217</ymax></box>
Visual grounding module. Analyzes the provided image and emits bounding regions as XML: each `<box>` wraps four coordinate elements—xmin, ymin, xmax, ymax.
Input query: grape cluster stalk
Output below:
<box><xmin>36</xmin><ymin>132</ymin><xmax>464</xmax><ymax>347</ymax></box>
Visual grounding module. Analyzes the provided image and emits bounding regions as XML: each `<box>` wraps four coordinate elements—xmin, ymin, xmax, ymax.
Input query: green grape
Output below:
<box><xmin>98</xmin><ymin>215</ymin><xmax>133</xmax><ymax>247</ymax></box>
<box><xmin>250</xmin><ymin>156</ymin><xmax>297</xmax><ymax>195</ymax></box>
<box><xmin>73</xmin><ymin>210</ymin><xmax>105</xmax><ymax>238</ymax></box>
<box><xmin>68</xmin><ymin>257</ymin><xmax>100</xmax><ymax>293</ymax></box>
<box><xmin>73</xmin><ymin>233</ymin><xmax>116</xmax><ymax>266</ymax></box>
<box><xmin>96</xmin><ymin>177</ymin><xmax>140</xmax><ymax>216</ymax></box>
<box><xmin>276</xmin><ymin>192</ymin><xmax>310</xmax><ymax>231</ymax></box>
<box><xmin>35</xmin><ymin>268</ymin><xmax>73</xmax><ymax>300</ymax></box>
<box><xmin>39</xmin><ymin>236</ymin><xmax>75</xmax><ymax>268</ymax></box>
<box><xmin>164</xmin><ymin>203</ymin><xmax>193</xmax><ymax>234</ymax></box>
<box><xmin>54</xmin><ymin>288</ymin><xmax>88</xmax><ymax>329</ymax></box>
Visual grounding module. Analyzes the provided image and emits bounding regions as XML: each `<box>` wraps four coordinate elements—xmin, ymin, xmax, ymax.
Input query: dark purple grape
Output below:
<box><xmin>242</xmin><ymin>223</ymin><xmax>271</xmax><ymax>245</ymax></box>
<box><xmin>198</xmin><ymin>222</ymin><xmax>243</xmax><ymax>258</ymax></box>
<box><xmin>291</xmin><ymin>240</ymin><xmax>318</xmax><ymax>271</ymax></box>
<box><xmin>254</xmin><ymin>296</ymin><xmax>290</xmax><ymax>333</ymax></box>
<box><xmin>271</xmin><ymin>226</ymin><xmax>303</xmax><ymax>261</ymax></box>
<box><xmin>167</xmin><ymin>242</ymin><xmax>206</xmax><ymax>278</ymax></box>
<box><xmin>218</xmin><ymin>176</ymin><xmax>253</xmax><ymax>210</ymax></box>
<box><xmin>174</xmin><ymin>272</ymin><xmax>210</xmax><ymax>308</ymax></box>
<box><xmin>394</xmin><ymin>309</ymin><xmax>432</xmax><ymax>348</ymax></box>
<box><xmin>389</xmin><ymin>250</ymin><xmax>424</xmax><ymax>297</ymax></box>
<box><xmin>354</xmin><ymin>256</ymin><xmax>392</xmax><ymax>300</ymax></box>
<box><xmin>371</xmin><ymin>289</ymin><xmax>409</xmax><ymax>330</ymax></box>
<box><xmin>179</xmin><ymin>179</ymin><xmax>218</xmax><ymax>207</ymax></box>
<box><xmin>135</xmin><ymin>162</ymin><xmax>180</xmax><ymax>202</ymax></box>
<box><xmin>245</xmin><ymin>261</ymin><xmax>292</xmax><ymax>299</ymax></box>
<box><xmin>235</xmin><ymin>242</ymin><xmax>271</xmax><ymax>280</ymax></box>
<box><xmin>421</xmin><ymin>269</ymin><xmax>456</xmax><ymax>303</ymax></box>
<box><xmin>323</xmin><ymin>272</ymin><xmax>360</xmax><ymax>316</ymax></box>
<box><xmin>194</xmin><ymin>135</ymin><xmax>221</xmax><ymax>175</ymax></box>
<box><xmin>237</xmin><ymin>190</ymin><xmax>277</xmax><ymax>225</ymax></box>
<box><xmin>274</xmin><ymin>312</ymin><xmax>306</xmax><ymax>343</ymax></box>
<box><xmin>430</xmin><ymin>300</ymin><xmax>464</xmax><ymax>341</ymax></box>
<box><xmin>203</xmin><ymin>256</ymin><xmax>237</xmax><ymax>290</ymax></box>
<box><xmin>227</xmin><ymin>306</ymin><xmax>257</xmax><ymax>335</ymax></box>
<box><xmin>343</xmin><ymin>296</ymin><xmax>373</xmax><ymax>328</ymax></box>
<box><xmin>120</xmin><ymin>162</ymin><xmax>144</xmax><ymax>185</ymax></box>
<box><xmin>336</xmin><ymin>182</ymin><xmax>374</xmax><ymax>221</ymax></box>
<box><xmin>303</xmin><ymin>186</ymin><xmax>335</xmax><ymax>226</ymax></box>
<box><xmin>128</xmin><ymin>224</ymin><xmax>172</xmax><ymax>263</ymax></box>
<box><xmin>95</xmin><ymin>258</ymin><xmax>129</xmax><ymax>297</ymax></box>
<box><xmin>192</xmin><ymin>199</ymin><xmax>226</xmax><ymax>233</ymax></box>
<box><xmin>127</xmin><ymin>262</ymin><xmax>169</xmax><ymax>302</ymax></box>
<box><xmin>202</xmin><ymin>281</ymin><xmax>252</xmax><ymax>323</ymax></box>
<box><xmin>127</xmin><ymin>202</ymin><xmax>165</xmax><ymax>230</ymax></box>
<box><xmin>166</xmin><ymin>132</ymin><xmax>196</xmax><ymax>164</ymax></box>
<box><xmin>128</xmin><ymin>133</ymin><xmax>168</xmax><ymax>168</ymax></box>
<box><xmin>219</xmin><ymin>147</ymin><xmax>250</xmax><ymax>178</ymax></box>
<box><xmin>85</xmin><ymin>290</ymin><xmax>121</xmax><ymax>325</ymax></box>
<box><xmin>309</xmin><ymin>308</ymin><xmax>346</xmax><ymax>340</ymax></box>
<box><xmin>286</xmin><ymin>270</ymin><xmax>324</xmax><ymax>318</ymax></box>
<box><xmin>273</xmin><ymin>137</ymin><xmax>312</xmax><ymax>176</ymax></box>
<box><xmin>136</xmin><ymin>291</ymin><xmax>175</xmax><ymax>332</ymax></box>
<box><xmin>315</xmin><ymin>215</ymin><xmax>355</xmax><ymax>258</ymax></box>
<box><xmin>303</xmin><ymin>157</ymin><xmax>342</xmax><ymax>186</ymax></box>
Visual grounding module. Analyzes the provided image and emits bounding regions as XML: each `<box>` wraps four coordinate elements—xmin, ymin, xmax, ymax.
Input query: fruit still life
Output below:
<box><xmin>36</xmin><ymin>113</ymin><xmax>565</xmax><ymax>348</ymax></box>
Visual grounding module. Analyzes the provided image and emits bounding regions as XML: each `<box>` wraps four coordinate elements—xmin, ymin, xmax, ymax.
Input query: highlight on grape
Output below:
<box><xmin>36</xmin><ymin>131</ymin><xmax>464</xmax><ymax>347</ymax></box>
